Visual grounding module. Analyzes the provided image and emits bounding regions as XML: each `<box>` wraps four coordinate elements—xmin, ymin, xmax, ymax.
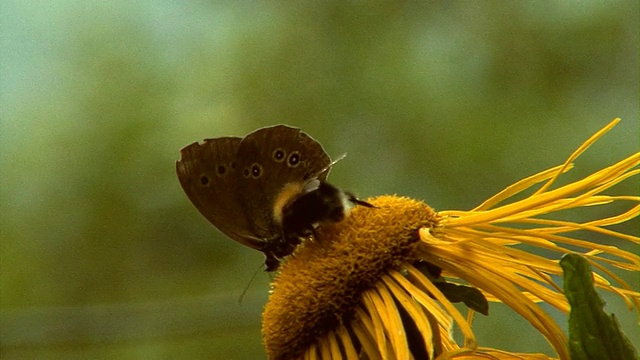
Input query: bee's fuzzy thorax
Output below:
<box><xmin>271</xmin><ymin>182</ymin><xmax>307</xmax><ymax>225</ymax></box>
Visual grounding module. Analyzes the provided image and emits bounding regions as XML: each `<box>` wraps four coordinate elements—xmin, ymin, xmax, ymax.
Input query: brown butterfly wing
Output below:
<box><xmin>233</xmin><ymin>125</ymin><xmax>331</xmax><ymax>240</ymax></box>
<box><xmin>176</xmin><ymin>137</ymin><xmax>265</xmax><ymax>250</ymax></box>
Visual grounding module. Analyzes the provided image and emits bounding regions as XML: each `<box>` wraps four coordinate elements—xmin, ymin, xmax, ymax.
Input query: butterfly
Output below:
<box><xmin>176</xmin><ymin>125</ymin><xmax>372</xmax><ymax>271</ymax></box>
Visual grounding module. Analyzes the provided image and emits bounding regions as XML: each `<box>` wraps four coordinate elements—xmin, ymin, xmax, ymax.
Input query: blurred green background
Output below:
<box><xmin>1</xmin><ymin>1</ymin><xmax>638</xmax><ymax>359</ymax></box>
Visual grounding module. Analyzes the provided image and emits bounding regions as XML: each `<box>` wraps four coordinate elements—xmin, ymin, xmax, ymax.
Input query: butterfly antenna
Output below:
<box><xmin>316</xmin><ymin>153</ymin><xmax>347</xmax><ymax>177</ymax></box>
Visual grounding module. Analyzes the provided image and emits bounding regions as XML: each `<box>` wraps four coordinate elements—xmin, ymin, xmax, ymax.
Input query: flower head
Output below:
<box><xmin>262</xmin><ymin>118</ymin><xmax>639</xmax><ymax>360</ymax></box>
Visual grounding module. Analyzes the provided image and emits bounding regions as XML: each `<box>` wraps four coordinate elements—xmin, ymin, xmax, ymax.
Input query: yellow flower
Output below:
<box><xmin>262</xmin><ymin>118</ymin><xmax>639</xmax><ymax>360</ymax></box>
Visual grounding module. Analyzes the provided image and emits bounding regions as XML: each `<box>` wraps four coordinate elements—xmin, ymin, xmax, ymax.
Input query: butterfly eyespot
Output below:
<box><xmin>243</xmin><ymin>168</ymin><xmax>251</xmax><ymax>178</ymax></box>
<box><xmin>200</xmin><ymin>175</ymin><xmax>210</xmax><ymax>185</ymax></box>
<box><xmin>217</xmin><ymin>165</ymin><xmax>227</xmax><ymax>176</ymax></box>
<box><xmin>251</xmin><ymin>163</ymin><xmax>263</xmax><ymax>178</ymax></box>
<box><xmin>287</xmin><ymin>152</ymin><xmax>301</xmax><ymax>167</ymax></box>
<box><xmin>273</xmin><ymin>149</ymin><xmax>286</xmax><ymax>162</ymax></box>
<box><xmin>231</xmin><ymin>162</ymin><xmax>236</xmax><ymax>169</ymax></box>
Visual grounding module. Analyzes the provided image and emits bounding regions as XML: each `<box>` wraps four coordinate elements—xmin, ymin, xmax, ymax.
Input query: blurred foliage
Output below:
<box><xmin>1</xmin><ymin>1</ymin><xmax>638</xmax><ymax>359</ymax></box>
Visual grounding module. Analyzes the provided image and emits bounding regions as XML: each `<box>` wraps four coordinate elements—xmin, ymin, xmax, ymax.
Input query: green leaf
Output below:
<box><xmin>414</xmin><ymin>261</ymin><xmax>489</xmax><ymax>315</ymax></box>
<box><xmin>560</xmin><ymin>253</ymin><xmax>639</xmax><ymax>360</ymax></box>
<box><xmin>434</xmin><ymin>282</ymin><xmax>489</xmax><ymax>316</ymax></box>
